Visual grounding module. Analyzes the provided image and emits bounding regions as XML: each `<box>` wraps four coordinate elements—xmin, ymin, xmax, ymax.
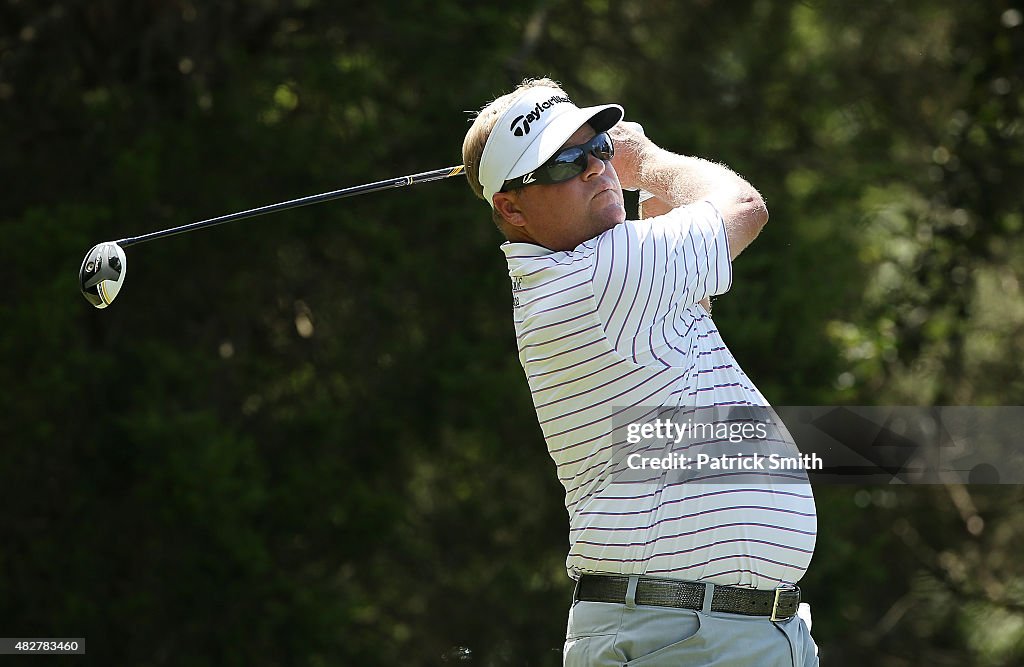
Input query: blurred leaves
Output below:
<box><xmin>2</xmin><ymin>0</ymin><xmax>1024</xmax><ymax>665</ymax></box>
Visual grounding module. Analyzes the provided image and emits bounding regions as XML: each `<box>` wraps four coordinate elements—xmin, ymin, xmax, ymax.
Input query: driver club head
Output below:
<box><xmin>79</xmin><ymin>242</ymin><xmax>127</xmax><ymax>309</ymax></box>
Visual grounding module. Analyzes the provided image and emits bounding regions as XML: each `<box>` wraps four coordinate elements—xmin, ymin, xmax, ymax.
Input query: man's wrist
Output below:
<box><xmin>632</xmin><ymin>146</ymin><xmax>678</xmax><ymax>198</ymax></box>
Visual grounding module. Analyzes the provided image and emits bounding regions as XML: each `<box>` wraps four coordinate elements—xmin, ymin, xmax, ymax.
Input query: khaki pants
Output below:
<box><xmin>564</xmin><ymin>597</ymin><xmax>819</xmax><ymax>666</ymax></box>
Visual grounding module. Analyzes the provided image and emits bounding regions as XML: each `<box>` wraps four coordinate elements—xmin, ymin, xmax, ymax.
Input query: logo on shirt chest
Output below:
<box><xmin>512</xmin><ymin>275</ymin><xmax>523</xmax><ymax>307</ymax></box>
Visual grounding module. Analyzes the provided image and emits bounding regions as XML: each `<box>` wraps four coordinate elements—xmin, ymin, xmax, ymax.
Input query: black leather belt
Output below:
<box><xmin>574</xmin><ymin>575</ymin><xmax>801</xmax><ymax>621</ymax></box>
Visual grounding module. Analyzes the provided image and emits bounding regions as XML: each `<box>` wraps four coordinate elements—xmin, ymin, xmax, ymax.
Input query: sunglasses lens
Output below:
<box><xmin>544</xmin><ymin>148</ymin><xmax>588</xmax><ymax>182</ymax></box>
<box><xmin>592</xmin><ymin>133</ymin><xmax>614</xmax><ymax>160</ymax></box>
<box><xmin>531</xmin><ymin>132</ymin><xmax>616</xmax><ymax>185</ymax></box>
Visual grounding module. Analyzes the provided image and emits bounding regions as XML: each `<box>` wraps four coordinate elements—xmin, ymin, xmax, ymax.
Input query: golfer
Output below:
<box><xmin>463</xmin><ymin>78</ymin><xmax>818</xmax><ymax>666</ymax></box>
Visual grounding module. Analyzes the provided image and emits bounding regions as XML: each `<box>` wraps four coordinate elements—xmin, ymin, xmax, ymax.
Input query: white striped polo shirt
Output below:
<box><xmin>503</xmin><ymin>201</ymin><xmax>817</xmax><ymax>590</ymax></box>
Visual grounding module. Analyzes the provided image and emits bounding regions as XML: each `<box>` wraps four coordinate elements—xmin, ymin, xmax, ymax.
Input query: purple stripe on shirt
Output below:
<box><xmin>572</xmin><ymin>520</ymin><xmax>818</xmax><ymax>544</ymax></box>
<box><xmin>568</xmin><ymin>550</ymin><xmax>808</xmax><ymax>572</ymax></box>
<box><xmin>518</xmin><ymin>253</ymin><xmax>591</xmax><ymax>278</ymax></box>
<box><xmin>571</xmin><ymin>536</ymin><xmax>814</xmax><ymax>558</ymax></box>
<box><xmin>613</xmin><ymin>226</ymin><xmax>646</xmax><ymax>352</ymax></box>
<box><xmin>573</xmin><ymin>504</ymin><xmax>816</xmax><ymax>528</ymax></box>
<box><xmin>518</xmin><ymin>320</ymin><xmax>598</xmax><ymax>354</ymax></box>
<box><xmin>534</xmin><ymin>367</ymin><xmax>648</xmax><ymax>410</ymax></box>
<box><xmin>517</xmin><ymin>308</ymin><xmax>598</xmax><ymax>340</ymax></box>
<box><xmin>698</xmin><ymin>221</ymin><xmax>712</xmax><ymax>300</ymax></box>
<box><xmin>526</xmin><ymin>347</ymin><xmax>614</xmax><ymax>380</ymax></box>
<box><xmin>648</xmin><ymin>232</ymin><xmax>671</xmax><ymax>367</ymax></box>
<box><xmin>549</xmin><ymin>423</ymin><xmax>616</xmax><ymax>456</ymax></box>
<box><xmin>538</xmin><ymin>366</ymin><xmax>668</xmax><ymax>426</ymax></box>
<box><xmin>560</xmin><ymin>441</ymin><xmax>804</xmax><ymax>488</ymax></box>
<box><xmin>627</xmin><ymin>229</ymin><xmax>658</xmax><ymax>359</ymax></box>
<box><xmin>532</xmin><ymin>357</ymin><xmax>629</xmax><ymax>394</ymax></box>
<box><xmin>550</xmin><ymin>403</ymin><xmax>663</xmax><ymax>457</ymax></box>
<box><xmin>601</xmin><ymin>225</ymin><xmax>631</xmax><ymax>331</ymax></box>
<box><xmin>540</xmin><ymin>368</ymin><xmax>676</xmax><ymax>435</ymax></box>
<box><xmin>595</xmin><ymin>231</ymin><xmax>615</xmax><ymax>311</ymax></box>
<box><xmin>711</xmin><ymin>227</ymin><xmax>723</xmax><ymax>295</ymax></box>
<box><xmin>517</xmin><ymin>265</ymin><xmax>590</xmax><ymax>293</ymax></box>
<box><xmin>576</xmin><ymin>485</ymin><xmax>815</xmax><ymax>505</ymax></box>
<box><xmin>523</xmin><ymin>336</ymin><xmax>603</xmax><ymax>365</ymax></box>
<box><xmin>518</xmin><ymin>294</ymin><xmax>593</xmax><ymax>322</ymax></box>
<box><xmin>684</xmin><ymin>227</ymin><xmax>699</xmax><ymax>305</ymax></box>
<box><xmin>693</xmin><ymin>382</ymin><xmax>744</xmax><ymax>393</ymax></box>
<box><xmin>519</xmin><ymin>277</ymin><xmax>591</xmax><ymax>305</ymax></box>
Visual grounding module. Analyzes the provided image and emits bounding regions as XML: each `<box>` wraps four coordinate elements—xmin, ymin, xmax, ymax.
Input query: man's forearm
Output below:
<box><xmin>610</xmin><ymin>123</ymin><xmax>768</xmax><ymax>258</ymax></box>
<box><xmin>634</xmin><ymin>148</ymin><xmax>769</xmax><ymax>260</ymax></box>
<box><xmin>637</xmin><ymin>149</ymin><xmax>748</xmax><ymax>209</ymax></box>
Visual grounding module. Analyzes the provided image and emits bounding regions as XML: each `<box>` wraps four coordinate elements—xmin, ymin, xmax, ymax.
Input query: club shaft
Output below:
<box><xmin>116</xmin><ymin>165</ymin><xmax>466</xmax><ymax>248</ymax></box>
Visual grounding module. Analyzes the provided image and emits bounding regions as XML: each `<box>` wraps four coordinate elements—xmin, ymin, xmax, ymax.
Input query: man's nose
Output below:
<box><xmin>582</xmin><ymin>151</ymin><xmax>607</xmax><ymax>180</ymax></box>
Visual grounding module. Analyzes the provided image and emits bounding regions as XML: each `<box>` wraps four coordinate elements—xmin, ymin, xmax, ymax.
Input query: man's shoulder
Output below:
<box><xmin>501</xmin><ymin>239</ymin><xmax>600</xmax><ymax>272</ymax></box>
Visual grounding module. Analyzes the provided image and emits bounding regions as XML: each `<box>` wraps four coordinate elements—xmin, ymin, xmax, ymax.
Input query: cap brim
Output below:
<box><xmin>505</xmin><ymin>103</ymin><xmax>624</xmax><ymax>181</ymax></box>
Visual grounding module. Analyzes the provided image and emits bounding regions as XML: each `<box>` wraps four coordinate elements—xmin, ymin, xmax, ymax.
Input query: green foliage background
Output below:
<box><xmin>2</xmin><ymin>1</ymin><xmax>1023</xmax><ymax>665</ymax></box>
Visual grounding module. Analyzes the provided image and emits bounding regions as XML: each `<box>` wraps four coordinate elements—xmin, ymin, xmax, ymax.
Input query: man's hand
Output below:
<box><xmin>609</xmin><ymin>121</ymin><xmax>653</xmax><ymax>191</ymax></box>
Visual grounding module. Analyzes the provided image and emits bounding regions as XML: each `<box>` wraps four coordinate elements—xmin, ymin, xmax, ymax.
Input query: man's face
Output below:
<box><xmin>495</xmin><ymin>124</ymin><xmax>626</xmax><ymax>251</ymax></box>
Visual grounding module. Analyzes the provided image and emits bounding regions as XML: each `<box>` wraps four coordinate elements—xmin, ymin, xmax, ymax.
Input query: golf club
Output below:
<box><xmin>79</xmin><ymin>164</ymin><xmax>466</xmax><ymax>308</ymax></box>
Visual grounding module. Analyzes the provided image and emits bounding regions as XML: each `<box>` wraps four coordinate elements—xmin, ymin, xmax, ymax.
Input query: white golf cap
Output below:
<box><xmin>478</xmin><ymin>86</ymin><xmax>623</xmax><ymax>208</ymax></box>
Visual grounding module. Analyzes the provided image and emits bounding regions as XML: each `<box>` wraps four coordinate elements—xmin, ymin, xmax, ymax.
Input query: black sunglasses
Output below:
<box><xmin>501</xmin><ymin>132</ymin><xmax>615</xmax><ymax>191</ymax></box>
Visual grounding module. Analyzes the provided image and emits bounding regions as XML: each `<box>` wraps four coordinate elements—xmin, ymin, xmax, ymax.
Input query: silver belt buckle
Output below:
<box><xmin>770</xmin><ymin>586</ymin><xmax>790</xmax><ymax>621</ymax></box>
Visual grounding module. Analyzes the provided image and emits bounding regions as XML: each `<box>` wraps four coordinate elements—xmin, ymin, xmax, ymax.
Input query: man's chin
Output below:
<box><xmin>595</xmin><ymin>194</ymin><xmax>627</xmax><ymax>226</ymax></box>
<box><xmin>590</xmin><ymin>209</ymin><xmax>626</xmax><ymax>239</ymax></box>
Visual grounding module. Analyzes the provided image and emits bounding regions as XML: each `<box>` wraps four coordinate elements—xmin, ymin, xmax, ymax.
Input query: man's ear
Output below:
<box><xmin>492</xmin><ymin>191</ymin><xmax>528</xmax><ymax>228</ymax></box>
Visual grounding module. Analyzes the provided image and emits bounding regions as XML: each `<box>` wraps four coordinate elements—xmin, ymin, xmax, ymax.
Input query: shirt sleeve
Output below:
<box><xmin>591</xmin><ymin>201</ymin><xmax>732</xmax><ymax>358</ymax></box>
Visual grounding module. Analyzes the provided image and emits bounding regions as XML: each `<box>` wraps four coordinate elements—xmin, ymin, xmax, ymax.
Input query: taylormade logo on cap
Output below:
<box><xmin>477</xmin><ymin>86</ymin><xmax>624</xmax><ymax>209</ymax></box>
<box><xmin>508</xmin><ymin>94</ymin><xmax>572</xmax><ymax>137</ymax></box>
